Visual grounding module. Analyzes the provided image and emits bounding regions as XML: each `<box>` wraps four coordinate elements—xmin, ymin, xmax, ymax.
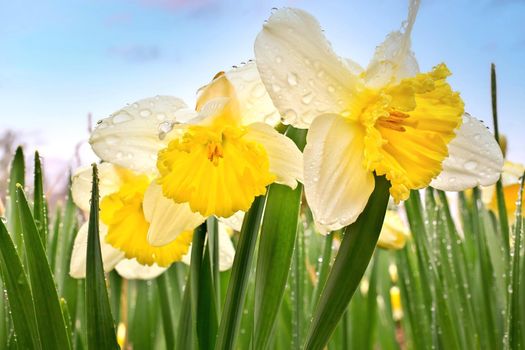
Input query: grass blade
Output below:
<box><xmin>304</xmin><ymin>176</ymin><xmax>390</xmax><ymax>350</ymax></box>
<box><xmin>16</xmin><ymin>185</ymin><xmax>71</xmax><ymax>349</ymax></box>
<box><xmin>311</xmin><ymin>232</ymin><xmax>334</xmax><ymax>310</ymax></box>
<box><xmin>254</xmin><ymin>184</ymin><xmax>303</xmax><ymax>349</ymax></box>
<box><xmin>33</xmin><ymin>151</ymin><xmax>48</xmax><ymax>248</ymax></box>
<box><xmin>177</xmin><ymin>274</ymin><xmax>195</xmax><ymax>350</ymax></box>
<box><xmin>207</xmin><ymin>217</ymin><xmax>221</xmax><ymax>315</ymax></box>
<box><xmin>216</xmin><ymin>195</ymin><xmax>266</xmax><ymax>350</ymax></box>
<box><xmin>190</xmin><ymin>223</ymin><xmax>219</xmax><ymax>350</ymax></box>
<box><xmin>253</xmin><ymin>126</ymin><xmax>306</xmax><ymax>350</ymax></box>
<box><xmin>0</xmin><ymin>220</ymin><xmax>41</xmax><ymax>349</ymax></box>
<box><xmin>491</xmin><ymin>64</ymin><xmax>510</xmax><ymax>251</ymax></box>
<box><xmin>508</xmin><ymin>174</ymin><xmax>524</xmax><ymax>348</ymax></box>
<box><xmin>85</xmin><ymin>164</ymin><xmax>119</xmax><ymax>349</ymax></box>
<box><xmin>7</xmin><ymin>146</ymin><xmax>24</xmax><ymax>254</ymax></box>
<box><xmin>54</xmin><ymin>183</ymin><xmax>78</xmax><ymax>294</ymax></box>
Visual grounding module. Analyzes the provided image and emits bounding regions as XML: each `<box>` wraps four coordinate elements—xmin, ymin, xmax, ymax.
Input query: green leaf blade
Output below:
<box><xmin>33</xmin><ymin>151</ymin><xmax>48</xmax><ymax>248</ymax></box>
<box><xmin>304</xmin><ymin>176</ymin><xmax>390</xmax><ymax>350</ymax></box>
<box><xmin>85</xmin><ymin>164</ymin><xmax>119</xmax><ymax>349</ymax></box>
<box><xmin>16</xmin><ymin>185</ymin><xmax>71</xmax><ymax>349</ymax></box>
<box><xmin>216</xmin><ymin>195</ymin><xmax>266</xmax><ymax>350</ymax></box>
<box><xmin>253</xmin><ymin>126</ymin><xmax>307</xmax><ymax>350</ymax></box>
<box><xmin>0</xmin><ymin>220</ymin><xmax>41</xmax><ymax>349</ymax></box>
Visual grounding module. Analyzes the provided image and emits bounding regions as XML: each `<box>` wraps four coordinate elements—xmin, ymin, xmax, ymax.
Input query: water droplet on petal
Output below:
<box><xmin>287</xmin><ymin>73</ymin><xmax>298</xmax><ymax>86</ymax></box>
<box><xmin>272</xmin><ymin>84</ymin><xmax>281</xmax><ymax>93</ymax></box>
<box><xmin>464</xmin><ymin>160</ymin><xmax>477</xmax><ymax>171</ymax></box>
<box><xmin>113</xmin><ymin>112</ymin><xmax>132</xmax><ymax>124</ymax></box>
<box><xmin>282</xmin><ymin>109</ymin><xmax>297</xmax><ymax>123</ymax></box>
<box><xmin>105</xmin><ymin>136</ymin><xmax>119</xmax><ymax>145</ymax></box>
<box><xmin>158</xmin><ymin>121</ymin><xmax>173</xmax><ymax>140</ymax></box>
<box><xmin>328</xmin><ymin>85</ymin><xmax>335</xmax><ymax>93</ymax></box>
<box><xmin>301</xmin><ymin>92</ymin><xmax>314</xmax><ymax>105</ymax></box>
<box><xmin>140</xmin><ymin>109</ymin><xmax>151</xmax><ymax>117</ymax></box>
<box><xmin>252</xmin><ymin>84</ymin><xmax>266</xmax><ymax>98</ymax></box>
<box><xmin>275</xmin><ymin>56</ymin><xmax>282</xmax><ymax>63</ymax></box>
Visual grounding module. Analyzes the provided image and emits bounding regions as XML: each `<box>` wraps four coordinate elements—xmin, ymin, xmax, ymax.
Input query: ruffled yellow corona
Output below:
<box><xmin>360</xmin><ymin>64</ymin><xmax>464</xmax><ymax>202</ymax></box>
<box><xmin>156</xmin><ymin>75</ymin><xmax>282</xmax><ymax>218</ymax></box>
<box><xmin>100</xmin><ymin>169</ymin><xmax>193</xmax><ymax>266</ymax></box>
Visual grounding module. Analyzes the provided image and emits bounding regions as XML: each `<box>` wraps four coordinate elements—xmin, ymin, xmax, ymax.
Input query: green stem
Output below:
<box><xmin>215</xmin><ymin>195</ymin><xmax>266</xmax><ymax>350</ymax></box>
<box><xmin>303</xmin><ymin>176</ymin><xmax>390</xmax><ymax>350</ymax></box>
<box><xmin>491</xmin><ymin>63</ymin><xmax>510</xmax><ymax>252</ymax></box>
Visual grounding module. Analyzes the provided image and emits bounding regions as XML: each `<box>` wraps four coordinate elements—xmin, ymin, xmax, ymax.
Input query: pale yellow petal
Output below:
<box><xmin>364</xmin><ymin>0</ymin><xmax>421</xmax><ymax>88</ymax></box>
<box><xmin>143</xmin><ymin>181</ymin><xmax>206</xmax><ymax>246</ymax></box>
<box><xmin>69</xmin><ymin>222</ymin><xmax>125</xmax><ymax>279</ymax></box>
<box><xmin>90</xmin><ymin>96</ymin><xmax>195</xmax><ymax>173</ymax></box>
<box><xmin>197</xmin><ymin>62</ymin><xmax>281</xmax><ymax>126</ymax></box>
<box><xmin>377</xmin><ymin>210</ymin><xmax>410</xmax><ymax>250</ymax></box>
<box><xmin>71</xmin><ymin>163</ymin><xmax>122</xmax><ymax>213</ymax></box>
<box><xmin>181</xmin><ymin>223</ymin><xmax>235</xmax><ymax>271</ymax></box>
<box><xmin>245</xmin><ymin>122</ymin><xmax>303</xmax><ymax>188</ymax></box>
<box><xmin>304</xmin><ymin>114</ymin><xmax>375</xmax><ymax>232</ymax></box>
<box><xmin>431</xmin><ymin>114</ymin><xmax>504</xmax><ymax>191</ymax></box>
<box><xmin>114</xmin><ymin>259</ymin><xmax>167</xmax><ymax>280</ymax></box>
<box><xmin>218</xmin><ymin>211</ymin><xmax>244</xmax><ymax>232</ymax></box>
<box><xmin>255</xmin><ymin>7</ymin><xmax>359</xmax><ymax>128</ymax></box>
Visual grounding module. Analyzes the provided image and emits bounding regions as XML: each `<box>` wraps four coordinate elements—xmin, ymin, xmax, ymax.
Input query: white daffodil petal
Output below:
<box><xmin>143</xmin><ymin>181</ymin><xmax>206</xmax><ymax>246</ymax></box>
<box><xmin>245</xmin><ymin>122</ymin><xmax>303</xmax><ymax>188</ymax></box>
<box><xmin>71</xmin><ymin>163</ymin><xmax>122</xmax><ymax>213</ymax></box>
<box><xmin>218</xmin><ymin>223</ymin><xmax>235</xmax><ymax>271</ymax></box>
<box><xmin>365</xmin><ymin>0</ymin><xmax>420</xmax><ymax>88</ymax></box>
<box><xmin>502</xmin><ymin>161</ymin><xmax>525</xmax><ymax>186</ymax></box>
<box><xmin>225</xmin><ymin>62</ymin><xmax>281</xmax><ymax>126</ymax></box>
<box><xmin>255</xmin><ymin>7</ymin><xmax>359</xmax><ymax>128</ymax></box>
<box><xmin>181</xmin><ymin>223</ymin><xmax>236</xmax><ymax>271</ymax></box>
<box><xmin>345</xmin><ymin>58</ymin><xmax>365</xmax><ymax>76</ymax></box>
<box><xmin>430</xmin><ymin>114</ymin><xmax>504</xmax><ymax>191</ymax></box>
<box><xmin>181</xmin><ymin>250</ymin><xmax>191</xmax><ymax>267</ymax></box>
<box><xmin>377</xmin><ymin>210</ymin><xmax>410</xmax><ymax>250</ymax></box>
<box><xmin>218</xmin><ymin>211</ymin><xmax>245</xmax><ymax>232</ymax></box>
<box><xmin>189</xmin><ymin>97</ymin><xmax>232</xmax><ymax>126</ymax></box>
<box><xmin>115</xmin><ymin>259</ymin><xmax>167</xmax><ymax>280</ymax></box>
<box><xmin>90</xmin><ymin>96</ymin><xmax>195</xmax><ymax>174</ymax></box>
<box><xmin>304</xmin><ymin>114</ymin><xmax>375</xmax><ymax>232</ymax></box>
<box><xmin>69</xmin><ymin>222</ymin><xmax>125</xmax><ymax>279</ymax></box>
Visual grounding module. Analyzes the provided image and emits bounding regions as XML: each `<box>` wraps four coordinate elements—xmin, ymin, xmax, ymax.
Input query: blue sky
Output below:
<box><xmin>1</xmin><ymin>0</ymin><xmax>524</xmax><ymax>165</ymax></box>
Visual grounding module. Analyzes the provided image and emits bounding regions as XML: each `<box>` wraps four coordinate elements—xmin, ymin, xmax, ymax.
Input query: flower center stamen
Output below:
<box><xmin>377</xmin><ymin>110</ymin><xmax>417</xmax><ymax>132</ymax></box>
<box><xmin>157</xmin><ymin>125</ymin><xmax>275</xmax><ymax>217</ymax></box>
<box><xmin>207</xmin><ymin>142</ymin><xmax>224</xmax><ymax>165</ymax></box>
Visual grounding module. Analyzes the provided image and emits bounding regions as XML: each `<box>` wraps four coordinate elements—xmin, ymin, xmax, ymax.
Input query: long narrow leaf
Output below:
<box><xmin>85</xmin><ymin>164</ymin><xmax>119</xmax><ymax>349</ymax></box>
<box><xmin>216</xmin><ymin>195</ymin><xmax>266</xmax><ymax>350</ymax></box>
<box><xmin>33</xmin><ymin>151</ymin><xmax>48</xmax><ymax>247</ymax></box>
<box><xmin>7</xmin><ymin>147</ymin><xmax>24</xmax><ymax>254</ymax></box>
<box><xmin>508</xmin><ymin>174</ymin><xmax>524</xmax><ymax>348</ymax></box>
<box><xmin>304</xmin><ymin>176</ymin><xmax>390</xmax><ymax>349</ymax></box>
<box><xmin>490</xmin><ymin>63</ymin><xmax>510</xmax><ymax>250</ymax></box>
<box><xmin>0</xmin><ymin>220</ymin><xmax>41</xmax><ymax>349</ymax></box>
<box><xmin>253</xmin><ymin>126</ymin><xmax>306</xmax><ymax>350</ymax></box>
<box><xmin>16</xmin><ymin>185</ymin><xmax>71</xmax><ymax>349</ymax></box>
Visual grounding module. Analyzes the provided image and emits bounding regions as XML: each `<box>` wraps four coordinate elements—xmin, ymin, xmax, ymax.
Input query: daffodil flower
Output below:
<box><xmin>89</xmin><ymin>62</ymin><xmax>303</xmax><ymax>245</ymax></box>
<box><xmin>377</xmin><ymin>210</ymin><xmax>410</xmax><ymax>250</ymax></box>
<box><xmin>69</xmin><ymin>162</ymin><xmax>235</xmax><ymax>279</ymax></box>
<box><xmin>254</xmin><ymin>1</ymin><xmax>504</xmax><ymax>231</ymax></box>
<box><xmin>482</xmin><ymin>160</ymin><xmax>525</xmax><ymax>224</ymax></box>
